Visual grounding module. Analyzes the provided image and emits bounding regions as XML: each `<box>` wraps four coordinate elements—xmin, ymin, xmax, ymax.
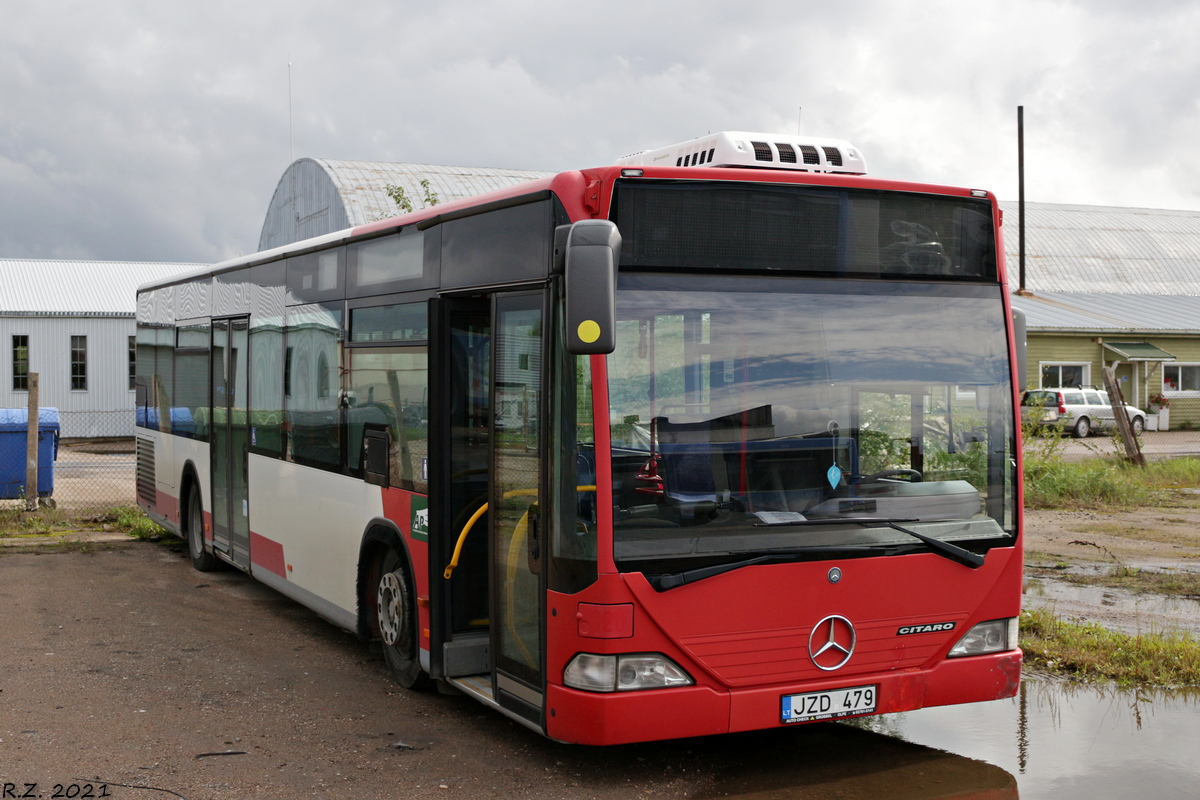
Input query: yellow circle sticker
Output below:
<box><xmin>577</xmin><ymin>319</ymin><xmax>601</xmax><ymax>344</ymax></box>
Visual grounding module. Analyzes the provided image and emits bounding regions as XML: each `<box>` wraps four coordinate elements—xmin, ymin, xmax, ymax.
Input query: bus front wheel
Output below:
<box><xmin>376</xmin><ymin>548</ymin><xmax>430</xmax><ymax>690</ymax></box>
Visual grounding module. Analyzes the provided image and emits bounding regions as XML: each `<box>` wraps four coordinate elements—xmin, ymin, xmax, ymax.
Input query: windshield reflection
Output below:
<box><xmin>603</xmin><ymin>276</ymin><xmax>1015</xmax><ymax>567</ymax></box>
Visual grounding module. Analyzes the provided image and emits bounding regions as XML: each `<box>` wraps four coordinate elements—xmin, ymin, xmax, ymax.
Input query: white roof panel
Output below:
<box><xmin>0</xmin><ymin>259</ymin><xmax>200</xmax><ymax>316</ymax></box>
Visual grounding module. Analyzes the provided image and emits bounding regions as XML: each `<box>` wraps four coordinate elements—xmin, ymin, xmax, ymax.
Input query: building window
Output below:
<box><xmin>71</xmin><ymin>335</ymin><xmax>88</xmax><ymax>391</ymax></box>
<box><xmin>12</xmin><ymin>335</ymin><xmax>28</xmax><ymax>391</ymax></box>
<box><xmin>1040</xmin><ymin>363</ymin><xmax>1089</xmax><ymax>389</ymax></box>
<box><xmin>1164</xmin><ymin>364</ymin><xmax>1200</xmax><ymax>393</ymax></box>
<box><xmin>128</xmin><ymin>335</ymin><xmax>137</xmax><ymax>391</ymax></box>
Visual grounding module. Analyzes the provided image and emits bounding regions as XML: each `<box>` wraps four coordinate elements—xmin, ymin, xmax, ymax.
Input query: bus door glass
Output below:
<box><xmin>490</xmin><ymin>292</ymin><xmax>546</xmax><ymax>719</ymax></box>
<box><xmin>444</xmin><ymin>299</ymin><xmax>492</xmax><ymax>638</ymax></box>
<box><xmin>210</xmin><ymin>316</ymin><xmax>251</xmax><ymax>569</ymax></box>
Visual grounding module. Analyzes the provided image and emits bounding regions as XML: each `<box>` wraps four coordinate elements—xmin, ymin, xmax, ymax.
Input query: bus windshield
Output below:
<box><xmin>605</xmin><ymin>275</ymin><xmax>1016</xmax><ymax>572</ymax></box>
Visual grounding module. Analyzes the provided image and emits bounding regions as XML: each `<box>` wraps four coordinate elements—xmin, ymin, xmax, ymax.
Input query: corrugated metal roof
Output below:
<box><xmin>257</xmin><ymin>158</ymin><xmax>554</xmax><ymax>251</ymax></box>
<box><xmin>320</xmin><ymin>160</ymin><xmax>554</xmax><ymax>226</ymax></box>
<box><xmin>0</xmin><ymin>259</ymin><xmax>200</xmax><ymax>316</ymax></box>
<box><xmin>1001</xmin><ymin>201</ymin><xmax>1200</xmax><ymax>295</ymax></box>
<box><xmin>1011</xmin><ymin>290</ymin><xmax>1200</xmax><ymax>334</ymax></box>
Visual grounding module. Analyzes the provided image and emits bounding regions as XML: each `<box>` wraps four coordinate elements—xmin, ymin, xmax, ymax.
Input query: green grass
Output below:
<box><xmin>1023</xmin><ymin>455</ymin><xmax>1158</xmax><ymax>509</ymax></box>
<box><xmin>1</xmin><ymin>504</ymin><xmax>174</xmax><ymax>543</ymax></box>
<box><xmin>1021</xmin><ymin>607</ymin><xmax>1200</xmax><ymax>686</ymax></box>
<box><xmin>99</xmin><ymin>505</ymin><xmax>176</xmax><ymax>541</ymax></box>
<box><xmin>0</xmin><ymin>504</ymin><xmax>76</xmax><ymax>536</ymax></box>
<box><xmin>1023</xmin><ymin>453</ymin><xmax>1200</xmax><ymax>510</ymax></box>
<box><xmin>1022</xmin><ymin>399</ymin><xmax>1200</xmax><ymax>510</ymax></box>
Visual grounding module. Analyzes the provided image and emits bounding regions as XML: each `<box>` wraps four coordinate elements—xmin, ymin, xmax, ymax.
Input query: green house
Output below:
<box><xmin>1003</xmin><ymin>201</ymin><xmax>1200</xmax><ymax>429</ymax></box>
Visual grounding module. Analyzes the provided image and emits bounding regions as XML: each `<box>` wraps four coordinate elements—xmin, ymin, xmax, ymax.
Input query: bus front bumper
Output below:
<box><xmin>545</xmin><ymin>649</ymin><xmax>1022</xmax><ymax>746</ymax></box>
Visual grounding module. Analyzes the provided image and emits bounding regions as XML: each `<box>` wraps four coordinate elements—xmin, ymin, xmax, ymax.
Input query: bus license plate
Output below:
<box><xmin>781</xmin><ymin>685</ymin><xmax>877</xmax><ymax>724</ymax></box>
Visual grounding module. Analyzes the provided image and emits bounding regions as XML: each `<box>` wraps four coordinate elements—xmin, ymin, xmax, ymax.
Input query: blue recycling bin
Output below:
<box><xmin>0</xmin><ymin>407</ymin><xmax>60</xmax><ymax>500</ymax></box>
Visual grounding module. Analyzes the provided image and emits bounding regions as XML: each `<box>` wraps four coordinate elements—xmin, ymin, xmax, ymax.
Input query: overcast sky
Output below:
<box><xmin>3</xmin><ymin>0</ymin><xmax>1198</xmax><ymax>264</ymax></box>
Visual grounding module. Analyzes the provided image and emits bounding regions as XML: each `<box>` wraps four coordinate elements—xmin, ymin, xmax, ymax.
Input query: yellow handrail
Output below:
<box><xmin>442</xmin><ymin>485</ymin><xmax>597</xmax><ymax>579</ymax></box>
<box><xmin>502</xmin><ymin>485</ymin><xmax>597</xmax><ymax>665</ymax></box>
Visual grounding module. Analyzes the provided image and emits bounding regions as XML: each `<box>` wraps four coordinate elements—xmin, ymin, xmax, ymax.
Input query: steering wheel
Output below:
<box><xmin>859</xmin><ymin>469</ymin><xmax>923</xmax><ymax>483</ymax></box>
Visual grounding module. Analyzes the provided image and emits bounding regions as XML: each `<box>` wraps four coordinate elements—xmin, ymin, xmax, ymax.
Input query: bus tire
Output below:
<box><xmin>376</xmin><ymin>547</ymin><xmax>430</xmax><ymax>690</ymax></box>
<box><xmin>185</xmin><ymin>483</ymin><xmax>221</xmax><ymax>572</ymax></box>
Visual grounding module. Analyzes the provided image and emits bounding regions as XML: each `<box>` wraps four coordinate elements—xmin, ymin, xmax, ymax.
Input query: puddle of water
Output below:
<box><xmin>692</xmin><ymin>722</ymin><xmax>1016</xmax><ymax>799</ymax></box>
<box><xmin>1024</xmin><ymin>576</ymin><xmax>1200</xmax><ymax>635</ymax></box>
<box><xmin>864</xmin><ymin>677</ymin><xmax>1200</xmax><ymax>799</ymax></box>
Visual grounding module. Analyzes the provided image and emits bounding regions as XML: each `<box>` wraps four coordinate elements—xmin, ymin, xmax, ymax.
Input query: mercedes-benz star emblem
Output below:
<box><xmin>808</xmin><ymin>615</ymin><xmax>856</xmax><ymax>671</ymax></box>
<box><xmin>828</xmin><ymin>567</ymin><xmax>842</xmax><ymax>584</ymax></box>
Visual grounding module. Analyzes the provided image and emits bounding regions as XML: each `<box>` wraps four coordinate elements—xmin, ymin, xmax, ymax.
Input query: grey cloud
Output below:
<box><xmin>2</xmin><ymin>0</ymin><xmax>1199</xmax><ymax>263</ymax></box>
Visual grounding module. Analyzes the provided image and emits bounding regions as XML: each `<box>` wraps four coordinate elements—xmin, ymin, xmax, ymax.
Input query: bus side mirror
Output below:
<box><xmin>564</xmin><ymin>220</ymin><xmax>621</xmax><ymax>355</ymax></box>
<box><xmin>1011</xmin><ymin>307</ymin><xmax>1027</xmax><ymax>390</ymax></box>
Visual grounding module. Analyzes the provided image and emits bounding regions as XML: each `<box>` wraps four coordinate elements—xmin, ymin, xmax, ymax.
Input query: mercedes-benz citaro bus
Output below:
<box><xmin>136</xmin><ymin>131</ymin><xmax>1023</xmax><ymax>745</ymax></box>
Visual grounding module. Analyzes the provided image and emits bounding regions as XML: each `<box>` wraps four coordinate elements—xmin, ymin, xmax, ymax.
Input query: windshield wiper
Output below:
<box><xmin>649</xmin><ymin>519</ymin><xmax>986</xmax><ymax>591</ymax></box>
<box><xmin>754</xmin><ymin>517</ymin><xmax>986</xmax><ymax>569</ymax></box>
<box><xmin>877</xmin><ymin>520</ymin><xmax>984</xmax><ymax>568</ymax></box>
<box><xmin>649</xmin><ymin>546</ymin><xmax>891</xmax><ymax>591</ymax></box>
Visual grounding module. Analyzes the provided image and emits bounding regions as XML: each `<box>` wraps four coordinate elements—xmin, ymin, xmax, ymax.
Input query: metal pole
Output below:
<box><xmin>1018</xmin><ymin>106</ymin><xmax>1027</xmax><ymax>294</ymax></box>
<box><xmin>25</xmin><ymin>372</ymin><xmax>39</xmax><ymax>511</ymax></box>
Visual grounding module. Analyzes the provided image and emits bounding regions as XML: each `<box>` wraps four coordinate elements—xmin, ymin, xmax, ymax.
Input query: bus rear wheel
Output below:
<box><xmin>376</xmin><ymin>548</ymin><xmax>430</xmax><ymax>690</ymax></box>
<box><xmin>186</xmin><ymin>484</ymin><xmax>220</xmax><ymax>572</ymax></box>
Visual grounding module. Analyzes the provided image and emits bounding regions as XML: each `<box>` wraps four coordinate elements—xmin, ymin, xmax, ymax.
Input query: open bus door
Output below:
<box><xmin>431</xmin><ymin>290</ymin><xmax>549</xmax><ymax>730</ymax></box>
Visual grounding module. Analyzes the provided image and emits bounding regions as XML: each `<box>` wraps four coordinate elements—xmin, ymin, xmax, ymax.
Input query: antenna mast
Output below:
<box><xmin>289</xmin><ymin>59</ymin><xmax>296</xmax><ymax>235</ymax></box>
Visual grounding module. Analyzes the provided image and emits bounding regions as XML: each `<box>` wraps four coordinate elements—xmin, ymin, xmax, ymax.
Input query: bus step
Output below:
<box><xmin>444</xmin><ymin>631</ymin><xmax>489</xmax><ymax>677</ymax></box>
<box><xmin>448</xmin><ymin>674</ymin><xmax>494</xmax><ymax>703</ymax></box>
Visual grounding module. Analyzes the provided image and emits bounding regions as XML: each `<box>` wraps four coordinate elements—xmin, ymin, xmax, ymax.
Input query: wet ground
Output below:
<box><xmin>1024</xmin><ymin>573</ymin><xmax>1200</xmax><ymax>636</ymax></box>
<box><xmin>884</xmin><ymin>678</ymin><xmax>1200</xmax><ymax>799</ymax></box>
<box><xmin>2</xmin><ymin>544</ymin><xmax>1198</xmax><ymax>798</ymax></box>
<box><xmin>0</xmin><ymin>544</ymin><xmax>1022</xmax><ymax>799</ymax></box>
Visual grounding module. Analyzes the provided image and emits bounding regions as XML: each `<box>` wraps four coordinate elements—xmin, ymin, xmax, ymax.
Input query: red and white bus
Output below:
<box><xmin>136</xmin><ymin>131</ymin><xmax>1023</xmax><ymax>745</ymax></box>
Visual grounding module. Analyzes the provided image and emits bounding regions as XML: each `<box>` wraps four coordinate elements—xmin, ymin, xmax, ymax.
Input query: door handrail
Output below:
<box><xmin>443</xmin><ymin>486</ymin><xmax>597</xmax><ymax>579</ymax></box>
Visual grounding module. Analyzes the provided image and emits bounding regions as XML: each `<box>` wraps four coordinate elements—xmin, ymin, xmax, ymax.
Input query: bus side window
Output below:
<box><xmin>285</xmin><ymin>303</ymin><xmax>344</xmax><ymax>471</ymax></box>
<box><xmin>347</xmin><ymin>347</ymin><xmax>429</xmax><ymax>492</ymax></box>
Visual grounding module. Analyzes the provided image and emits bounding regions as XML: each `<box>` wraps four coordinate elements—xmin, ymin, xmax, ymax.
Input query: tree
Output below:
<box><xmin>384</xmin><ymin>179</ymin><xmax>440</xmax><ymax>216</ymax></box>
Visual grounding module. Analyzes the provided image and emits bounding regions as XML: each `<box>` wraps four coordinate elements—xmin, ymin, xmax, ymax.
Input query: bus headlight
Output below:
<box><xmin>948</xmin><ymin>618</ymin><xmax>1019</xmax><ymax>657</ymax></box>
<box><xmin>564</xmin><ymin>653</ymin><xmax>694</xmax><ymax>692</ymax></box>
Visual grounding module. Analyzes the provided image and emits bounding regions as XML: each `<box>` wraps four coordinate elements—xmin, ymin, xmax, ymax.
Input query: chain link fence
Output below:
<box><xmin>1</xmin><ymin>400</ymin><xmax>136</xmax><ymax>515</ymax></box>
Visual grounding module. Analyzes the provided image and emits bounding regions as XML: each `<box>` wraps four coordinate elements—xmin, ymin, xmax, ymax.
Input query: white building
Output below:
<box><xmin>0</xmin><ymin>259</ymin><xmax>201</xmax><ymax>438</ymax></box>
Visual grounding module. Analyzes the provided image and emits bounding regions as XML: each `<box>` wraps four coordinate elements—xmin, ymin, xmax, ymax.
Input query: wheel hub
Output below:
<box><xmin>377</xmin><ymin>572</ymin><xmax>403</xmax><ymax>646</ymax></box>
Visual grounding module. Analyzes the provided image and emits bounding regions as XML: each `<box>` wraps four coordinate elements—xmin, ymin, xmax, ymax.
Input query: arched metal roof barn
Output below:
<box><xmin>258</xmin><ymin>158</ymin><xmax>554</xmax><ymax>251</ymax></box>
